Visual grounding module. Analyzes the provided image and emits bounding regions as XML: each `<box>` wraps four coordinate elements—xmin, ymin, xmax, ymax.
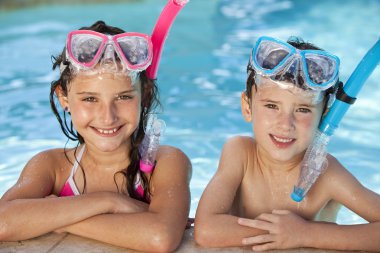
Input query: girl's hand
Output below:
<box><xmin>54</xmin><ymin>226</ymin><xmax>67</xmax><ymax>234</ymax></box>
<box><xmin>45</xmin><ymin>194</ymin><xmax>58</xmax><ymax>198</ymax></box>
<box><xmin>110</xmin><ymin>192</ymin><xmax>149</xmax><ymax>214</ymax></box>
<box><xmin>238</xmin><ymin>210</ymin><xmax>310</xmax><ymax>251</ymax></box>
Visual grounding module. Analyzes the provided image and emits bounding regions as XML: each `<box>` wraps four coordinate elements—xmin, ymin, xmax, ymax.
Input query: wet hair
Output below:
<box><xmin>246</xmin><ymin>36</ymin><xmax>338</xmax><ymax>111</ymax></box>
<box><xmin>50</xmin><ymin>20</ymin><xmax>160</xmax><ymax>202</ymax></box>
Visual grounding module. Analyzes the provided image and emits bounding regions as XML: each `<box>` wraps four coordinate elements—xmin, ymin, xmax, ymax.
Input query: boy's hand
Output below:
<box><xmin>238</xmin><ymin>210</ymin><xmax>310</xmax><ymax>251</ymax></box>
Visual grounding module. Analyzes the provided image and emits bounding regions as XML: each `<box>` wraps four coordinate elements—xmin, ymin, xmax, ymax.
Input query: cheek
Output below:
<box><xmin>295</xmin><ymin>114</ymin><xmax>322</xmax><ymax>144</ymax></box>
<box><xmin>252</xmin><ymin>106</ymin><xmax>276</xmax><ymax>127</ymax></box>
<box><xmin>68</xmin><ymin>99</ymin><xmax>93</xmax><ymax>123</ymax></box>
<box><xmin>70</xmin><ymin>106</ymin><xmax>92</xmax><ymax>125</ymax></box>
<box><xmin>298</xmin><ymin>111</ymin><xmax>322</xmax><ymax>130</ymax></box>
<box><xmin>298</xmin><ymin>117</ymin><xmax>316</xmax><ymax>129</ymax></box>
<box><xmin>120</xmin><ymin>99</ymin><xmax>141</xmax><ymax>121</ymax></box>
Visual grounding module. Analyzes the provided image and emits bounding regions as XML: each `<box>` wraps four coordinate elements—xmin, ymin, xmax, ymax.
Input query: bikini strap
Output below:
<box><xmin>70</xmin><ymin>144</ymin><xmax>86</xmax><ymax>176</ymax></box>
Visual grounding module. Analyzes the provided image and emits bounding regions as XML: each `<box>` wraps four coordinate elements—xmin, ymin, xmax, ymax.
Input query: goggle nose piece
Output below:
<box><xmin>271</xmin><ymin>56</ymin><xmax>304</xmax><ymax>87</ymax></box>
<box><xmin>100</xmin><ymin>44</ymin><xmax>118</xmax><ymax>71</ymax></box>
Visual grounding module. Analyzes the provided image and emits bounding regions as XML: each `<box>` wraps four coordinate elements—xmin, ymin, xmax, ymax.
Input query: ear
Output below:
<box><xmin>241</xmin><ymin>91</ymin><xmax>252</xmax><ymax>122</ymax></box>
<box><xmin>55</xmin><ymin>86</ymin><xmax>69</xmax><ymax>111</ymax></box>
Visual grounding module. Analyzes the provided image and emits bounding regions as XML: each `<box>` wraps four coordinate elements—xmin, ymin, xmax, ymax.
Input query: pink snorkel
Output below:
<box><xmin>139</xmin><ymin>0</ymin><xmax>188</xmax><ymax>173</ymax></box>
<box><xmin>146</xmin><ymin>0</ymin><xmax>189</xmax><ymax>79</ymax></box>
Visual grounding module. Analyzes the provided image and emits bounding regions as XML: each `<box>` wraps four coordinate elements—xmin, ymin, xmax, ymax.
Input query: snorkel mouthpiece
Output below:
<box><xmin>146</xmin><ymin>0</ymin><xmax>189</xmax><ymax>79</ymax></box>
<box><xmin>139</xmin><ymin>115</ymin><xmax>166</xmax><ymax>173</ymax></box>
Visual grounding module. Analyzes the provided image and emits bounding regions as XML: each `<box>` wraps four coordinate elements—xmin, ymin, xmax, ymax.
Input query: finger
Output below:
<box><xmin>238</xmin><ymin>218</ymin><xmax>255</xmax><ymax>226</ymax></box>
<box><xmin>272</xmin><ymin>209</ymin><xmax>290</xmax><ymax>215</ymax></box>
<box><xmin>252</xmin><ymin>242</ymin><xmax>277</xmax><ymax>251</ymax></box>
<box><xmin>256</xmin><ymin>213</ymin><xmax>278</xmax><ymax>223</ymax></box>
<box><xmin>238</xmin><ymin>218</ymin><xmax>274</xmax><ymax>231</ymax></box>
<box><xmin>242</xmin><ymin>234</ymin><xmax>275</xmax><ymax>245</ymax></box>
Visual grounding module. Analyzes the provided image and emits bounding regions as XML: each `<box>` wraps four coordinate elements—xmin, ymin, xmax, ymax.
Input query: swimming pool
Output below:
<box><xmin>0</xmin><ymin>0</ymin><xmax>379</xmax><ymax>224</ymax></box>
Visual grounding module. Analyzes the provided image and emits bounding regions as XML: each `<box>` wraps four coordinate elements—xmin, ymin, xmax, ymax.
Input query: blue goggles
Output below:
<box><xmin>249</xmin><ymin>36</ymin><xmax>340</xmax><ymax>91</ymax></box>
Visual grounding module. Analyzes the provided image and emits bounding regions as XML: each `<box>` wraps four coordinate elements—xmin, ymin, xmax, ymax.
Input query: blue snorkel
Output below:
<box><xmin>291</xmin><ymin>38</ymin><xmax>380</xmax><ymax>202</ymax></box>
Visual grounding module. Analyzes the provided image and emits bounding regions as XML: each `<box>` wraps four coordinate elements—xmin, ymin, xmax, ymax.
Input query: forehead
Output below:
<box><xmin>253</xmin><ymin>78</ymin><xmax>319</xmax><ymax>105</ymax></box>
<box><xmin>69</xmin><ymin>73</ymin><xmax>140</xmax><ymax>92</ymax></box>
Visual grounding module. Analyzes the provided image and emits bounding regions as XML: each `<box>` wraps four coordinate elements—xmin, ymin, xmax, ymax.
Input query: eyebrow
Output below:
<box><xmin>76</xmin><ymin>89</ymin><xmax>137</xmax><ymax>95</ymax></box>
<box><xmin>260</xmin><ymin>99</ymin><xmax>316</xmax><ymax>108</ymax></box>
<box><xmin>260</xmin><ymin>99</ymin><xmax>279</xmax><ymax>103</ymax></box>
<box><xmin>297</xmin><ymin>103</ymin><xmax>316</xmax><ymax>108</ymax></box>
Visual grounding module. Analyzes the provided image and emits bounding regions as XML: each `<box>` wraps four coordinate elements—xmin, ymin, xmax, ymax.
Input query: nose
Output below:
<box><xmin>100</xmin><ymin>101</ymin><xmax>118</xmax><ymax>125</ymax></box>
<box><xmin>276</xmin><ymin>110</ymin><xmax>295</xmax><ymax>133</ymax></box>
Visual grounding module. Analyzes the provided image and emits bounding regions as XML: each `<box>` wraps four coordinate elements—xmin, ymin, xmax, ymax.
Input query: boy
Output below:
<box><xmin>194</xmin><ymin>36</ymin><xmax>380</xmax><ymax>251</ymax></box>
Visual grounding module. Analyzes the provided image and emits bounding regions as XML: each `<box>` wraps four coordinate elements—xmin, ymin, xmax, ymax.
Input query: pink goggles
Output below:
<box><xmin>66</xmin><ymin>30</ymin><xmax>153</xmax><ymax>73</ymax></box>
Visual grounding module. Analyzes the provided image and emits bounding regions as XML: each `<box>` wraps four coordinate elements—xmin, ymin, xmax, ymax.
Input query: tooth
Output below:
<box><xmin>273</xmin><ymin>136</ymin><xmax>292</xmax><ymax>143</ymax></box>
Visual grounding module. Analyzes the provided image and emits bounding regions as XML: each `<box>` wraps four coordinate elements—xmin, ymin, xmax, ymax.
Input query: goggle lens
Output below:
<box><xmin>304</xmin><ymin>53</ymin><xmax>337</xmax><ymax>85</ymax></box>
<box><xmin>116</xmin><ymin>36</ymin><xmax>150</xmax><ymax>66</ymax></box>
<box><xmin>70</xmin><ymin>34</ymin><xmax>103</xmax><ymax>65</ymax></box>
<box><xmin>255</xmin><ymin>40</ymin><xmax>291</xmax><ymax>70</ymax></box>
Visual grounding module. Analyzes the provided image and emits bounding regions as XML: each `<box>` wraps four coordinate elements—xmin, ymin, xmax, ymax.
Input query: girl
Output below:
<box><xmin>0</xmin><ymin>21</ymin><xmax>192</xmax><ymax>253</ymax></box>
<box><xmin>194</xmin><ymin>36</ymin><xmax>380</xmax><ymax>251</ymax></box>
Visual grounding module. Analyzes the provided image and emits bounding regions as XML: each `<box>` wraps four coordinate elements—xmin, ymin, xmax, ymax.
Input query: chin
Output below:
<box><xmin>95</xmin><ymin>142</ymin><xmax>124</xmax><ymax>152</ymax></box>
<box><xmin>270</xmin><ymin>151</ymin><xmax>300</xmax><ymax>163</ymax></box>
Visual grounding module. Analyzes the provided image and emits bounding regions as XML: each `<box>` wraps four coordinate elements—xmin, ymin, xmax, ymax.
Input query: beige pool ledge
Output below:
<box><xmin>0</xmin><ymin>228</ymin><xmax>371</xmax><ymax>253</ymax></box>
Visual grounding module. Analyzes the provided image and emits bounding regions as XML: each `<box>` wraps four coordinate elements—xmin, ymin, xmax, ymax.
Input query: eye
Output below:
<box><xmin>264</xmin><ymin>103</ymin><xmax>278</xmax><ymax>110</ymax></box>
<box><xmin>296</xmin><ymin>107</ymin><xmax>312</xmax><ymax>113</ymax></box>
<box><xmin>117</xmin><ymin>94</ymin><xmax>133</xmax><ymax>100</ymax></box>
<box><xmin>83</xmin><ymin>97</ymin><xmax>97</xmax><ymax>102</ymax></box>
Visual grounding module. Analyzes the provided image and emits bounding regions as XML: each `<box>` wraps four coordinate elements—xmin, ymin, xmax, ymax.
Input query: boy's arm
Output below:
<box><xmin>307</xmin><ymin>156</ymin><xmax>380</xmax><ymax>251</ymax></box>
<box><xmin>57</xmin><ymin>146</ymin><xmax>192</xmax><ymax>253</ymax></box>
<box><xmin>239</xmin><ymin>156</ymin><xmax>380</xmax><ymax>252</ymax></box>
<box><xmin>194</xmin><ymin>136</ymin><xmax>266</xmax><ymax>248</ymax></box>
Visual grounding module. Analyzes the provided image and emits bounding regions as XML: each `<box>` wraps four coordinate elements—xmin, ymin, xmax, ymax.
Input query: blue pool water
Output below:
<box><xmin>0</xmin><ymin>0</ymin><xmax>379</xmax><ymax>223</ymax></box>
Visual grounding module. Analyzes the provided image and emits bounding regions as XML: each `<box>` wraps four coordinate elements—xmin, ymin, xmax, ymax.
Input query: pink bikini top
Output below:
<box><xmin>59</xmin><ymin>145</ymin><xmax>146</xmax><ymax>198</ymax></box>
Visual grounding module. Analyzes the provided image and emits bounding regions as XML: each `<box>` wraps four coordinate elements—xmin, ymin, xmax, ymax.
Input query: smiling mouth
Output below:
<box><xmin>93</xmin><ymin>126</ymin><xmax>121</xmax><ymax>136</ymax></box>
<box><xmin>270</xmin><ymin>134</ymin><xmax>295</xmax><ymax>148</ymax></box>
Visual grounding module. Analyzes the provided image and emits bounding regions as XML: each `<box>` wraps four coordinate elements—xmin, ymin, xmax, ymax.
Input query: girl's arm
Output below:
<box><xmin>0</xmin><ymin>150</ymin><xmax>124</xmax><ymax>241</ymax></box>
<box><xmin>194</xmin><ymin>136</ymin><xmax>266</xmax><ymax>248</ymax></box>
<box><xmin>55</xmin><ymin>146</ymin><xmax>192</xmax><ymax>253</ymax></box>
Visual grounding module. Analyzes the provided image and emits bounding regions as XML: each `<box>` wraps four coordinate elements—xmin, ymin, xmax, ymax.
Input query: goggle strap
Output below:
<box><xmin>335</xmin><ymin>82</ymin><xmax>356</xmax><ymax>105</ymax></box>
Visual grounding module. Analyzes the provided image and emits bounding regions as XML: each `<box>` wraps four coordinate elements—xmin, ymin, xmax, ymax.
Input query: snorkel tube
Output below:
<box><xmin>291</xmin><ymin>38</ymin><xmax>380</xmax><ymax>202</ymax></box>
<box><xmin>146</xmin><ymin>0</ymin><xmax>189</xmax><ymax>79</ymax></box>
<box><xmin>139</xmin><ymin>0</ymin><xmax>188</xmax><ymax>171</ymax></box>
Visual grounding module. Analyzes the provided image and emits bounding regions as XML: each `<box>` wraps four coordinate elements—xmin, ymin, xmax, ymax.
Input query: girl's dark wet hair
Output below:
<box><xmin>246</xmin><ymin>36</ymin><xmax>338</xmax><ymax>111</ymax></box>
<box><xmin>50</xmin><ymin>20</ymin><xmax>160</xmax><ymax>202</ymax></box>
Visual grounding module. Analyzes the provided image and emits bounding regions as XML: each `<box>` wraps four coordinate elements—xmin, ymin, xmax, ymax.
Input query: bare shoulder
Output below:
<box><xmin>155</xmin><ymin>145</ymin><xmax>192</xmax><ymax>179</ymax></box>
<box><xmin>224</xmin><ymin>135</ymin><xmax>255</xmax><ymax>150</ymax></box>
<box><xmin>323</xmin><ymin>154</ymin><xmax>352</xmax><ymax>179</ymax></box>
<box><xmin>320</xmin><ymin>153</ymin><xmax>380</xmax><ymax>222</ymax></box>
<box><xmin>156</xmin><ymin>145</ymin><xmax>191</xmax><ymax>166</ymax></box>
<box><xmin>318</xmin><ymin>153</ymin><xmax>362</xmax><ymax>198</ymax></box>
<box><xmin>25</xmin><ymin>148</ymin><xmax>71</xmax><ymax>172</ymax></box>
<box><xmin>219</xmin><ymin>135</ymin><xmax>255</xmax><ymax>173</ymax></box>
<box><xmin>1</xmin><ymin>148</ymin><xmax>71</xmax><ymax>200</ymax></box>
